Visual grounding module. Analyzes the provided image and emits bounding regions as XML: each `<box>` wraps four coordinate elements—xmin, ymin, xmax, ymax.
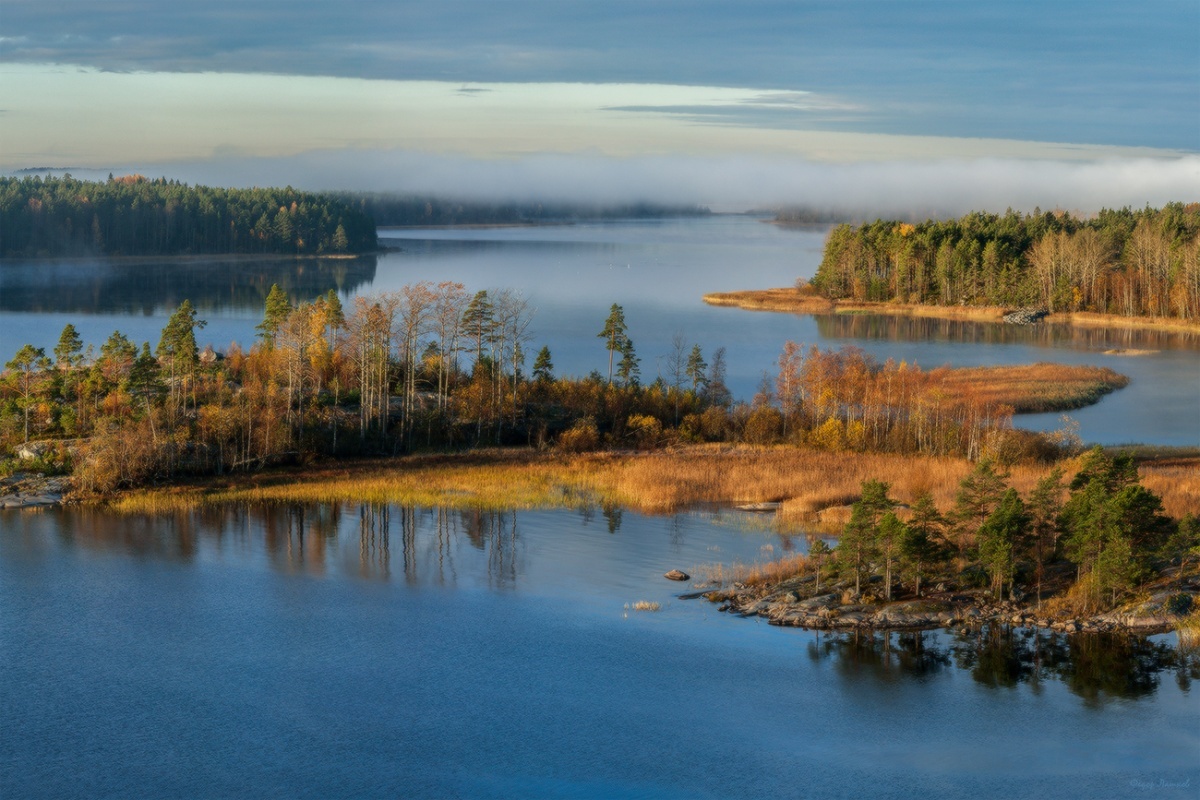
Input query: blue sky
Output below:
<box><xmin>2</xmin><ymin>1</ymin><xmax>1197</xmax><ymax>210</ymax></box>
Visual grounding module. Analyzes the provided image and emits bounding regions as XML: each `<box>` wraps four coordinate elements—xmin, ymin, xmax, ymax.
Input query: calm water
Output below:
<box><xmin>3</xmin><ymin>504</ymin><xmax>1197</xmax><ymax>799</ymax></box>
<box><xmin>3</xmin><ymin>217</ymin><xmax>1199</xmax><ymax>797</ymax></box>
<box><xmin>2</xmin><ymin>215</ymin><xmax>1197</xmax><ymax>444</ymax></box>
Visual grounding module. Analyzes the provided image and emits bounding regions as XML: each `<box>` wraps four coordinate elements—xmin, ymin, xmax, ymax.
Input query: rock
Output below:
<box><xmin>664</xmin><ymin>569</ymin><xmax>690</xmax><ymax>581</ymax></box>
<box><xmin>1002</xmin><ymin>308</ymin><xmax>1048</xmax><ymax>325</ymax></box>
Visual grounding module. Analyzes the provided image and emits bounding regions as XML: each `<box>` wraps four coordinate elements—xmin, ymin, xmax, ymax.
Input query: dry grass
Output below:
<box><xmin>701</xmin><ymin>289</ymin><xmax>1200</xmax><ymax>334</ymax></box>
<box><xmin>1178</xmin><ymin>611</ymin><xmax>1200</xmax><ymax>651</ymax></box>
<box><xmin>1139</xmin><ymin>458</ymin><xmax>1200</xmax><ymax>520</ymax></box>
<box><xmin>702</xmin><ymin>289</ymin><xmax>833</xmax><ymax>314</ymax></box>
<box><xmin>933</xmin><ymin>363</ymin><xmax>1129</xmax><ymax>413</ymax></box>
<box><xmin>106</xmin><ymin>444</ymin><xmax>1200</xmax><ymax>527</ymax></box>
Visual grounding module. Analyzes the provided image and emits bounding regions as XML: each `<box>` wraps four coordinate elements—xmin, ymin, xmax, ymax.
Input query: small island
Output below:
<box><xmin>3</xmin><ymin>203</ymin><xmax>1198</xmax><ymax>641</ymax></box>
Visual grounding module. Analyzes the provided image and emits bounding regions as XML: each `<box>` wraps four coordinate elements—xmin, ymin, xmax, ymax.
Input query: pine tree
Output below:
<box><xmin>597</xmin><ymin>304</ymin><xmax>630</xmax><ymax>385</ymax></box>
<box><xmin>257</xmin><ymin>284</ymin><xmax>291</xmax><ymax>346</ymax></box>
<box><xmin>978</xmin><ymin>488</ymin><xmax>1029</xmax><ymax>599</ymax></box>
<box><xmin>54</xmin><ymin>324</ymin><xmax>84</xmax><ymax>369</ymax></box>
<box><xmin>532</xmin><ymin>346</ymin><xmax>554</xmax><ymax>383</ymax></box>
<box><xmin>686</xmin><ymin>344</ymin><xmax>708</xmax><ymax>392</ymax></box>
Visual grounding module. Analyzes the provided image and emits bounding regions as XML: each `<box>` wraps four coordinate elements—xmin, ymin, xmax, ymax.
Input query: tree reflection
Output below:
<box><xmin>809</xmin><ymin>624</ymin><xmax>1198</xmax><ymax>705</ymax></box>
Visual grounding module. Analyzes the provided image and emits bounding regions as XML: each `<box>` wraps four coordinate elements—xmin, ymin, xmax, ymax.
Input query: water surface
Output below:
<box><xmin>2</xmin><ymin>216</ymin><xmax>1196</xmax><ymax>444</ymax></box>
<box><xmin>2</xmin><ymin>504</ymin><xmax>1197</xmax><ymax>799</ymax></box>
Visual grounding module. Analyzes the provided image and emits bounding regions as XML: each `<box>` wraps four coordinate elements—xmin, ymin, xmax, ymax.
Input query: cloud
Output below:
<box><xmin>2</xmin><ymin>1</ymin><xmax>1196</xmax><ymax>149</ymax></box>
<box><xmin>135</xmin><ymin>149</ymin><xmax>1200</xmax><ymax>216</ymax></box>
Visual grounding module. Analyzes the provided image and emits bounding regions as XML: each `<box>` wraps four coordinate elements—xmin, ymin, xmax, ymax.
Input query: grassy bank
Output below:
<box><xmin>106</xmin><ymin>445</ymin><xmax>1200</xmax><ymax>523</ymax></box>
<box><xmin>702</xmin><ymin>288</ymin><xmax>1200</xmax><ymax>334</ymax></box>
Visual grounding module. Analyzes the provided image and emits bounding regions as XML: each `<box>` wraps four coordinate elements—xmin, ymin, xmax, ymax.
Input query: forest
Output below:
<box><xmin>335</xmin><ymin>194</ymin><xmax>711</xmax><ymax>227</ymax></box>
<box><xmin>0</xmin><ymin>175</ymin><xmax>378</xmax><ymax>257</ymax></box>
<box><xmin>810</xmin><ymin>204</ymin><xmax>1200</xmax><ymax>320</ymax></box>
<box><xmin>1</xmin><ymin>283</ymin><xmax>1096</xmax><ymax>491</ymax></box>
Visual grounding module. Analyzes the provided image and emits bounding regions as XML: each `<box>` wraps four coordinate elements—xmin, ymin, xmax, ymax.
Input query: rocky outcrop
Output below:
<box><xmin>1002</xmin><ymin>308</ymin><xmax>1048</xmax><ymax>325</ymax></box>
<box><xmin>0</xmin><ymin>474</ymin><xmax>71</xmax><ymax>509</ymax></box>
<box><xmin>664</xmin><ymin>569</ymin><xmax>691</xmax><ymax>581</ymax></box>
<box><xmin>688</xmin><ymin>578</ymin><xmax>1190</xmax><ymax>635</ymax></box>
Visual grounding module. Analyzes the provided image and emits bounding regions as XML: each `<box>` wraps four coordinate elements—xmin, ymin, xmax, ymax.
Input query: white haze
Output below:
<box><xmin>74</xmin><ymin>151</ymin><xmax>1200</xmax><ymax>216</ymax></box>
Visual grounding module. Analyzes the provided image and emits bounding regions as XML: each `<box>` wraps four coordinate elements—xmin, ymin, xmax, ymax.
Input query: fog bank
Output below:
<box><xmin>20</xmin><ymin>151</ymin><xmax>1199</xmax><ymax>217</ymax></box>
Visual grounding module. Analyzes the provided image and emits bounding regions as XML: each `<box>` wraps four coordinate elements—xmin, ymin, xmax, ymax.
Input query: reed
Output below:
<box><xmin>933</xmin><ymin>363</ymin><xmax>1129</xmax><ymax>413</ymax></box>
<box><xmin>1177</xmin><ymin>611</ymin><xmax>1200</xmax><ymax>651</ymax></box>
<box><xmin>106</xmin><ymin>445</ymin><xmax>1199</xmax><ymax>527</ymax></box>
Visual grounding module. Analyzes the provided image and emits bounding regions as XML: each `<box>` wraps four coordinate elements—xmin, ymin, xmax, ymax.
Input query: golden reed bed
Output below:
<box><xmin>110</xmin><ymin>445</ymin><xmax>1199</xmax><ymax>524</ymax></box>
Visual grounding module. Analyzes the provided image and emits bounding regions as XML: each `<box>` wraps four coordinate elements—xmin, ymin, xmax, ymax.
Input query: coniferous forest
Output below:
<box><xmin>810</xmin><ymin>204</ymin><xmax>1200</xmax><ymax>319</ymax></box>
<box><xmin>0</xmin><ymin>175</ymin><xmax>378</xmax><ymax>257</ymax></box>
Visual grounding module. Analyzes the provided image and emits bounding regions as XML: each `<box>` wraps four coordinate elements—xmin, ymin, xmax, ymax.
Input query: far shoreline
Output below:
<box><xmin>702</xmin><ymin>288</ymin><xmax>1200</xmax><ymax>336</ymax></box>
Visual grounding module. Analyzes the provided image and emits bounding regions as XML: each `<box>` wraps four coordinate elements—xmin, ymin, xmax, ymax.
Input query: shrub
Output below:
<box><xmin>626</xmin><ymin>414</ymin><xmax>663</xmax><ymax>449</ymax></box>
<box><xmin>557</xmin><ymin>417</ymin><xmax>600</xmax><ymax>453</ymax></box>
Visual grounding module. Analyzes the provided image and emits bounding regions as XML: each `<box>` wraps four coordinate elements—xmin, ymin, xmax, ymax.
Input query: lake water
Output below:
<box><xmin>3</xmin><ymin>217</ymin><xmax>1200</xmax><ymax>797</ymax></box>
<box><xmin>3</xmin><ymin>503</ymin><xmax>1197</xmax><ymax>799</ymax></box>
<box><xmin>2</xmin><ymin>215</ymin><xmax>1197</xmax><ymax>444</ymax></box>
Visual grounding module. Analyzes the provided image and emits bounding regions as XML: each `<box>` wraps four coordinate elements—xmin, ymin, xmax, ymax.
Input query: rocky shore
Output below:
<box><xmin>682</xmin><ymin>573</ymin><xmax>1196</xmax><ymax>635</ymax></box>
<box><xmin>0</xmin><ymin>474</ymin><xmax>71</xmax><ymax>510</ymax></box>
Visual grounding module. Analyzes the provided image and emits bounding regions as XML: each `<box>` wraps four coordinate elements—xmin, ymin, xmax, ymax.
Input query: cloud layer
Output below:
<box><xmin>138</xmin><ymin>149</ymin><xmax>1200</xmax><ymax>216</ymax></box>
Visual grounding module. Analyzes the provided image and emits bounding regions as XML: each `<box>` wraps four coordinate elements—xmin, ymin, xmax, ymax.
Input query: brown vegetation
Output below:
<box><xmin>108</xmin><ymin>445</ymin><xmax>1200</xmax><ymax>526</ymax></box>
<box><xmin>703</xmin><ymin>289</ymin><xmax>1200</xmax><ymax>333</ymax></box>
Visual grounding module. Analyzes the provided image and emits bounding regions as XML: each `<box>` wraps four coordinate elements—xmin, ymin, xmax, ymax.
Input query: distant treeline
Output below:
<box><xmin>811</xmin><ymin>204</ymin><xmax>1200</xmax><ymax>319</ymax></box>
<box><xmin>337</xmin><ymin>194</ymin><xmax>711</xmax><ymax>227</ymax></box>
<box><xmin>0</xmin><ymin>175</ymin><xmax>378</xmax><ymax>258</ymax></box>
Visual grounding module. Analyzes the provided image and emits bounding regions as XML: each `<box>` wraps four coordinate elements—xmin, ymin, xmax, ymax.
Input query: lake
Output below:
<box><xmin>3</xmin><ymin>503</ymin><xmax>1197</xmax><ymax>799</ymax></box>
<box><xmin>2</xmin><ymin>216</ymin><xmax>1199</xmax><ymax>798</ymax></box>
<box><xmin>1</xmin><ymin>215</ymin><xmax>1197</xmax><ymax>444</ymax></box>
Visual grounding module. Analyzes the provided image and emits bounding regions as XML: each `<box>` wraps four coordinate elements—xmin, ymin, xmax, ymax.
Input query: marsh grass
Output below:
<box><xmin>107</xmin><ymin>444</ymin><xmax>1200</xmax><ymax>524</ymax></box>
<box><xmin>934</xmin><ymin>363</ymin><xmax>1129</xmax><ymax>413</ymax></box>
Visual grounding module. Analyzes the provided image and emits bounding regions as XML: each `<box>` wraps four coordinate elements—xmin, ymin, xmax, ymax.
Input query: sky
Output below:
<box><xmin>2</xmin><ymin>0</ymin><xmax>1197</xmax><ymax>212</ymax></box>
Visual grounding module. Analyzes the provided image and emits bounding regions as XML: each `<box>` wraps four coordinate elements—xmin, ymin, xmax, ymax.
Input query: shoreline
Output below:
<box><xmin>686</xmin><ymin>577</ymin><xmax>1188</xmax><ymax>636</ymax></box>
<box><xmin>702</xmin><ymin>288</ymin><xmax>1200</xmax><ymax>335</ymax></box>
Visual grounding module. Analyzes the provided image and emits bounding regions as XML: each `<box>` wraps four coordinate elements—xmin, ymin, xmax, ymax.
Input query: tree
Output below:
<box><xmin>5</xmin><ymin>344</ymin><xmax>50</xmax><ymax>443</ymax></box>
<box><xmin>156</xmin><ymin>299</ymin><xmax>206</xmax><ymax>412</ymax></box>
<box><xmin>54</xmin><ymin>324</ymin><xmax>84</xmax><ymax>370</ymax></box>
<box><xmin>461</xmin><ymin>290</ymin><xmax>496</xmax><ymax>370</ymax></box>
<box><xmin>686</xmin><ymin>344</ymin><xmax>708</xmax><ymax>392</ymax></box>
<box><xmin>809</xmin><ymin>539</ymin><xmax>832</xmax><ymax>595</ymax></box>
<box><xmin>127</xmin><ymin>342</ymin><xmax>164</xmax><ymax>444</ymax></box>
<box><xmin>704</xmin><ymin>347</ymin><xmax>731</xmax><ymax>408</ymax></box>
<box><xmin>597</xmin><ymin>304</ymin><xmax>630</xmax><ymax>385</ymax></box>
<box><xmin>616</xmin><ymin>339</ymin><xmax>640</xmax><ymax>387</ymax></box>
<box><xmin>532</xmin><ymin>346</ymin><xmax>554</xmax><ymax>384</ymax></box>
<box><xmin>898</xmin><ymin>510</ymin><xmax>945</xmax><ymax>598</ymax></box>
<box><xmin>950</xmin><ymin>457</ymin><xmax>1009</xmax><ymax>566</ymax></box>
<box><xmin>1161</xmin><ymin>514</ymin><xmax>1200</xmax><ymax>579</ymax></box>
<box><xmin>257</xmin><ymin>283</ymin><xmax>291</xmax><ymax>346</ymax></box>
<box><xmin>1026</xmin><ymin>467</ymin><xmax>1064</xmax><ymax>606</ymax></box>
<box><xmin>1061</xmin><ymin>448</ymin><xmax>1172</xmax><ymax>606</ymax></box>
<box><xmin>876</xmin><ymin>511</ymin><xmax>906</xmax><ymax>601</ymax></box>
<box><xmin>837</xmin><ymin>479</ymin><xmax>894</xmax><ymax>596</ymax></box>
<box><xmin>977</xmin><ymin>488</ymin><xmax>1029</xmax><ymax>599</ymax></box>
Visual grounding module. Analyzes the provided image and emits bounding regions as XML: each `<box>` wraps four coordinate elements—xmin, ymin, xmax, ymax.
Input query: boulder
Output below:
<box><xmin>664</xmin><ymin>569</ymin><xmax>690</xmax><ymax>581</ymax></box>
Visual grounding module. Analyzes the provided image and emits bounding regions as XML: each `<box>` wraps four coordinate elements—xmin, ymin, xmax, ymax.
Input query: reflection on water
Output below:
<box><xmin>809</xmin><ymin>625</ymin><xmax>1198</xmax><ymax>705</ymax></box>
<box><xmin>0</xmin><ymin>254</ymin><xmax>377</xmax><ymax>315</ymax></box>
<box><xmin>816</xmin><ymin>313</ymin><xmax>1199</xmax><ymax>352</ymax></box>
<box><xmin>11</xmin><ymin>502</ymin><xmax>1195</xmax><ymax>706</ymax></box>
